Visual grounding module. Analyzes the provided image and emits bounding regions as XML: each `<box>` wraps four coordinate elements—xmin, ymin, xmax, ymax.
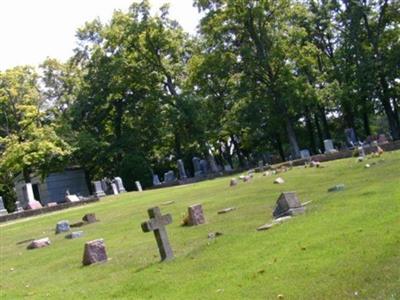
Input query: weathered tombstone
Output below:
<box><xmin>300</xmin><ymin>149</ymin><xmax>311</xmax><ymax>159</ymax></box>
<box><xmin>15</xmin><ymin>201</ymin><xmax>23</xmax><ymax>212</ymax></box>
<box><xmin>223</xmin><ymin>164</ymin><xmax>233</xmax><ymax>172</ymax></box>
<box><xmin>23</xmin><ymin>183</ymin><xmax>42</xmax><ymax>210</ymax></box>
<box><xmin>65</xmin><ymin>194</ymin><xmax>80</xmax><ymax>203</ymax></box>
<box><xmin>141</xmin><ymin>207</ymin><xmax>174</xmax><ymax>261</ymax></box>
<box><xmin>377</xmin><ymin>134</ymin><xmax>388</xmax><ymax>144</ymax></box>
<box><xmin>135</xmin><ymin>181</ymin><xmax>143</xmax><ymax>192</ymax></box>
<box><xmin>207</xmin><ymin>155</ymin><xmax>219</xmax><ymax>173</ymax></box>
<box><xmin>187</xmin><ymin>204</ymin><xmax>205</xmax><ymax>226</ymax></box>
<box><xmin>92</xmin><ymin>181</ymin><xmax>106</xmax><ymax>197</ymax></box>
<box><xmin>153</xmin><ymin>174</ymin><xmax>161</xmax><ymax>186</ymax></box>
<box><xmin>82</xmin><ymin>213</ymin><xmax>97</xmax><ymax>223</ymax></box>
<box><xmin>100</xmin><ymin>179</ymin><xmax>110</xmax><ymax>195</ymax></box>
<box><xmin>65</xmin><ymin>231</ymin><xmax>84</xmax><ymax>239</ymax></box>
<box><xmin>192</xmin><ymin>157</ymin><xmax>203</xmax><ymax>177</ymax></box>
<box><xmin>230</xmin><ymin>178</ymin><xmax>238</xmax><ymax>187</ymax></box>
<box><xmin>82</xmin><ymin>239</ymin><xmax>108</xmax><ymax>265</ymax></box>
<box><xmin>163</xmin><ymin>171</ymin><xmax>176</xmax><ymax>183</ymax></box>
<box><xmin>55</xmin><ymin>220</ymin><xmax>70</xmax><ymax>234</ymax></box>
<box><xmin>200</xmin><ymin>160</ymin><xmax>209</xmax><ymax>176</ymax></box>
<box><xmin>345</xmin><ymin>128</ymin><xmax>357</xmax><ymax>146</ymax></box>
<box><xmin>274</xmin><ymin>177</ymin><xmax>285</xmax><ymax>184</ymax></box>
<box><xmin>27</xmin><ymin>237</ymin><xmax>51</xmax><ymax>250</ymax></box>
<box><xmin>323</xmin><ymin>139</ymin><xmax>336</xmax><ymax>154</ymax></box>
<box><xmin>114</xmin><ymin>177</ymin><xmax>126</xmax><ymax>193</ymax></box>
<box><xmin>272</xmin><ymin>192</ymin><xmax>305</xmax><ymax>218</ymax></box>
<box><xmin>0</xmin><ymin>196</ymin><xmax>7</xmax><ymax>216</ymax></box>
<box><xmin>177</xmin><ymin>159</ymin><xmax>188</xmax><ymax>180</ymax></box>
<box><xmin>110</xmin><ymin>183</ymin><xmax>119</xmax><ymax>195</ymax></box>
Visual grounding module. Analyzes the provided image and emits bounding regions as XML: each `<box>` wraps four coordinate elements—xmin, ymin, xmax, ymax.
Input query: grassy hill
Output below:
<box><xmin>1</xmin><ymin>151</ymin><xmax>399</xmax><ymax>299</ymax></box>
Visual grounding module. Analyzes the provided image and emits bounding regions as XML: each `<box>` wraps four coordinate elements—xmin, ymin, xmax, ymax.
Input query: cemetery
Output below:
<box><xmin>0</xmin><ymin>150</ymin><xmax>399</xmax><ymax>299</ymax></box>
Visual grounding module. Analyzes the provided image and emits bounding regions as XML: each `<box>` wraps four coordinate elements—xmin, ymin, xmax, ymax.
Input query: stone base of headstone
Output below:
<box><xmin>25</xmin><ymin>201</ymin><xmax>43</xmax><ymax>210</ymax></box>
<box><xmin>82</xmin><ymin>239</ymin><xmax>108</xmax><ymax>266</ymax></box>
<box><xmin>55</xmin><ymin>220</ymin><xmax>70</xmax><ymax>234</ymax></box>
<box><xmin>188</xmin><ymin>204</ymin><xmax>205</xmax><ymax>226</ymax></box>
<box><xmin>27</xmin><ymin>237</ymin><xmax>51</xmax><ymax>250</ymax></box>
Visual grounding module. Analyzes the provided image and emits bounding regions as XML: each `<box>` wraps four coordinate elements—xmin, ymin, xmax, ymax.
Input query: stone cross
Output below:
<box><xmin>141</xmin><ymin>207</ymin><xmax>174</xmax><ymax>261</ymax></box>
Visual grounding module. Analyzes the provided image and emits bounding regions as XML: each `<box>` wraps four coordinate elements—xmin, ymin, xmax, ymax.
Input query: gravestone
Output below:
<box><xmin>300</xmin><ymin>149</ymin><xmax>311</xmax><ymax>159</ymax></box>
<box><xmin>0</xmin><ymin>196</ymin><xmax>7</xmax><ymax>216</ymax></box>
<box><xmin>15</xmin><ymin>201</ymin><xmax>23</xmax><ymax>212</ymax></box>
<box><xmin>378</xmin><ymin>134</ymin><xmax>388</xmax><ymax>144</ymax></box>
<box><xmin>92</xmin><ymin>181</ymin><xmax>106</xmax><ymax>197</ymax></box>
<box><xmin>177</xmin><ymin>159</ymin><xmax>187</xmax><ymax>180</ymax></box>
<box><xmin>187</xmin><ymin>204</ymin><xmax>205</xmax><ymax>226</ymax></box>
<box><xmin>272</xmin><ymin>192</ymin><xmax>305</xmax><ymax>218</ymax></box>
<box><xmin>192</xmin><ymin>157</ymin><xmax>203</xmax><ymax>177</ymax></box>
<box><xmin>27</xmin><ymin>237</ymin><xmax>51</xmax><ymax>250</ymax></box>
<box><xmin>274</xmin><ymin>177</ymin><xmax>285</xmax><ymax>184</ymax></box>
<box><xmin>110</xmin><ymin>183</ymin><xmax>119</xmax><ymax>195</ymax></box>
<box><xmin>141</xmin><ymin>207</ymin><xmax>174</xmax><ymax>261</ymax></box>
<box><xmin>200</xmin><ymin>159</ymin><xmax>209</xmax><ymax>176</ymax></box>
<box><xmin>65</xmin><ymin>231</ymin><xmax>84</xmax><ymax>239</ymax></box>
<box><xmin>82</xmin><ymin>239</ymin><xmax>108</xmax><ymax>265</ymax></box>
<box><xmin>114</xmin><ymin>177</ymin><xmax>126</xmax><ymax>193</ymax></box>
<box><xmin>323</xmin><ymin>139</ymin><xmax>336</xmax><ymax>154</ymax></box>
<box><xmin>82</xmin><ymin>213</ymin><xmax>97</xmax><ymax>223</ymax></box>
<box><xmin>164</xmin><ymin>171</ymin><xmax>176</xmax><ymax>183</ymax></box>
<box><xmin>207</xmin><ymin>155</ymin><xmax>219</xmax><ymax>173</ymax></box>
<box><xmin>224</xmin><ymin>164</ymin><xmax>233</xmax><ymax>172</ymax></box>
<box><xmin>23</xmin><ymin>183</ymin><xmax>42</xmax><ymax>209</ymax></box>
<box><xmin>65</xmin><ymin>194</ymin><xmax>80</xmax><ymax>203</ymax></box>
<box><xmin>55</xmin><ymin>220</ymin><xmax>70</xmax><ymax>234</ymax></box>
<box><xmin>345</xmin><ymin>128</ymin><xmax>357</xmax><ymax>146</ymax></box>
<box><xmin>230</xmin><ymin>178</ymin><xmax>238</xmax><ymax>187</ymax></box>
<box><xmin>135</xmin><ymin>181</ymin><xmax>143</xmax><ymax>192</ymax></box>
<box><xmin>153</xmin><ymin>174</ymin><xmax>161</xmax><ymax>186</ymax></box>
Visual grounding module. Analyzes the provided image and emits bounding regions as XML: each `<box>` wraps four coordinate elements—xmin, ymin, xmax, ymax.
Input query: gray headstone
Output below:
<box><xmin>135</xmin><ymin>181</ymin><xmax>143</xmax><ymax>192</ymax></box>
<box><xmin>82</xmin><ymin>213</ymin><xmax>97</xmax><ymax>223</ymax></box>
<box><xmin>345</xmin><ymin>128</ymin><xmax>357</xmax><ymax>146</ymax></box>
<box><xmin>100</xmin><ymin>179</ymin><xmax>110</xmax><ymax>194</ymax></box>
<box><xmin>323</xmin><ymin>139</ymin><xmax>336</xmax><ymax>154</ymax></box>
<box><xmin>92</xmin><ymin>181</ymin><xmax>106</xmax><ymax>197</ymax></box>
<box><xmin>224</xmin><ymin>164</ymin><xmax>233</xmax><ymax>172</ymax></box>
<box><xmin>110</xmin><ymin>183</ymin><xmax>119</xmax><ymax>195</ymax></box>
<box><xmin>65</xmin><ymin>231</ymin><xmax>84</xmax><ymax>239</ymax></box>
<box><xmin>65</xmin><ymin>194</ymin><xmax>80</xmax><ymax>203</ymax></box>
<box><xmin>55</xmin><ymin>220</ymin><xmax>70</xmax><ymax>234</ymax></box>
<box><xmin>187</xmin><ymin>204</ymin><xmax>205</xmax><ymax>226</ymax></box>
<box><xmin>207</xmin><ymin>155</ymin><xmax>219</xmax><ymax>173</ymax></box>
<box><xmin>177</xmin><ymin>159</ymin><xmax>187</xmax><ymax>180</ymax></box>
<box><xmin>0</xmin><ymin>196</ymin><xmax>7</xmax><ymax>216</ymax></box>
<box><xmin>272</xmin><ymin>192</ymin><xmax>305</xmax><ymax>218</ymax></box>
<box><xmin>199</xmin><ymin>160</ymin><xmax>209</xmax><ymax>176</ymax></box>
<box><xmin>192</xmin><ymin>157</ymin><xmax>203</xmax><ymax>177</ymax></box>
<box><xmin>153</xmin><ymin>174</ymin><xmax>161</xmax><ymax>186</ymax></box>
<box><xmin>163</xmin><ymin>171</ymin><xmax>176</xmax><ymax>183</ymax></box>
<box><xmin>300</xmin><ymin>149</ymin><xmax>311</xmax><ymax>159</ymax></box>
<box><xmin>141</xmin><ymin>207</ymin><xmax>174</xmax><ymax>261</ymax></box>
<box><xmin>15</xmin><ymin>201</ymin><xmax>23</xmax><ymax>212</ymax></box>
<box><xmin>82</xmin><ymin>239</ymin><xmax>108</xmax><ymax>265</ymax></box>
<box><xmin>27</xmin><ymin>237</ymin><xmax>51</xmax><ymax>250</ymax></box>
<box><xmin>114</xmin><ymin>177</ymin><xmax>126</xmax><ymax>193</ymax></box>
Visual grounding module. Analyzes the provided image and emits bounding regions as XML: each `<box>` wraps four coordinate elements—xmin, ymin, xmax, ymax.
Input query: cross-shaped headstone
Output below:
<box><xmin>141</xmin><ymin>207</ymin><xmax>174</xmax><ymax>261</ymax></box>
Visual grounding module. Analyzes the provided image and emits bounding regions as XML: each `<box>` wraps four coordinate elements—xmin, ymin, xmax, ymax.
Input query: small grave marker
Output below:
<box><xmin>55</xmin><ymin>220</ymin><xmax>70</xmax><ymax>234</ymax></box>
<box><xmin>82</xmin><ymin>239</ymin><xmax>108</xmax><ymax>265</ymax></box>
<box><xmin>328</xmin><ymin>184</ymin><xmax>345</xmax><ymax>192</ymax></box>
<box><xmin>82</xmin><ymin>213</ymin><xmax>97</xmax><ymax>223</ymax></box>
<box><xmin>65</xmin><ymin>231</ymin><xmax>84</xmax><ymax>239</ymax></box>
<box><xmin>135</xmin><ymin>181</ymin><xmax>143</xmax><ymax>192</ymax></box>
<box><xmin>27</xmin><ymin>237</ymin><xmax>51</xmax><ymax>250</ymax></box>
<box><xmin>273</xmin><ymin>192</ymin><xmax>305</xmax><ymax>218</ymax></box>
<box><xmin>217</xmin><ymin>207</ymin><xmax>236</xmax><ymax>214</ymax></box>
<box><xmin>187</xmin><ymin>204</ymin><xmax>205</xmax><ymax>226</ymax></box>
<box><xmin>141</xmin><ymin>207</ymin><xmax>174</xmax><ymax>261</ymax></box>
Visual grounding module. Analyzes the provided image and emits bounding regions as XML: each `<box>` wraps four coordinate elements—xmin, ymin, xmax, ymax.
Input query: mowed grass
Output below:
<box><xmin>1</xmin><ymin>152</ymin><xmax>399</xmax><ymax>299</ymax></box>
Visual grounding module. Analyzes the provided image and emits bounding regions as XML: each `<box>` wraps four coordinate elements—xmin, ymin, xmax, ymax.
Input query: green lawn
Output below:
<box><xmin>1</xmin><ymin>151</ymin><xmax>399</xmax><ymax>299</ymax></box>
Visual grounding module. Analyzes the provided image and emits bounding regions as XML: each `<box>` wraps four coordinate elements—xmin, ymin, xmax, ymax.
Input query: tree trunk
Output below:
<box><xmin>305</xmin><ymin>106</ymin><xmax>317</xmax><ymax>154</ymax></box>
<box><xmin>275</xmin><ymin>134</ymin><xmax>285</xmax><ymax>162</ymax></box>
<box><xmin>318</xmin><ymin>105</ymin><xmax>331</xmax><ymax>139</ymax></box>
<box><xmin>314</xmin><ymin>113</ymin><xmax>324</xmax><ymax>152</ymax></box>
<box><xmin>362</xmin><ymin>105</ymin><xmax>371</xmax><ymax>137</ymax></box>
<box><xmin>380</xmin><ymin>77</ymin><xmax>400</xmax><ymax>140</ymax></box>
<box><xmin>285</xmin><ymin>117</ymin><xmax>300</xmax><ymax>159</ymax></box>
<box><xmin>23</xmin><ymin>168</ymin><xmax>31</xmax><ymax>183</ymax></box>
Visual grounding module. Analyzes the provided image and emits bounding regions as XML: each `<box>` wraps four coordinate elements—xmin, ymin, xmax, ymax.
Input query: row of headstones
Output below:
<box><xmin>92</xmin><ymin>177</ymin><xmax>128</xmax><ymax>197</ymax></box>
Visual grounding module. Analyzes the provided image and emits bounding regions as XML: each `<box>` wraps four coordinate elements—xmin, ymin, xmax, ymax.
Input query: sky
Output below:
<box><xmin>0</xmin><ymin>0</ymin><xmax>201</xmax><ymax>71</ymax></box>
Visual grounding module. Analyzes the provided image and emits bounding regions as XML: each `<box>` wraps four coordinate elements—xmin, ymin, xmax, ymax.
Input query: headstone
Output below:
<box><xmin>273</xmin><ymin>177</ymin><xmax>285</xmax><ymax>184</ymax></box>
<box><xmin>153</xmin><ymin>174</ymin><xmax>161</xmax><ymax>186</ymax></box>
<box><xmin>377</xmin><ymin>134</ymin><xmax>388</xmax><ymax>144</ymax></box>
<box><xmin>0</xmin><ymin>196</ymin><xmax>7</xmax><ymax>216</ymax></box>
<box><xmin>92</xmin><ymin>181</ymin><xmax>106</xmax><ymax>197</ymax></box>
<box><xmin>163</xmin><ymin>171</ymin><xmax>176</xmax><ymax>183</ymax></box>
<box><xmin>192</xmin><ymin>157</ymin><xmax>203</xmax><ymax>177</ymax></box>
<box><xmin>100</xmin><ymin>179</ymin><xmax>110</xmax><ymax>195</ymax></box>
<box><xmin>114</xmin><ymin>177</ymin><xmax>126</xmax><ymax>193</ymax></box>
<box><xmin>358</xmin><ymin>146</ymin><xmax>366</xmax><ymax>158</ymax></box>
<box><xmin>272</xmin><ymin>192</ymin><xmax>305</xmax><ymax>218</ymax></box>
<box><xmin>229</xmin><ymin>178</ymin><xmax>238</xmax><ymax>187</ymax></box>
<box><xmin>27</xmin><ymin>237</ymin><xmax>51</xmax><ymax>250</ymax></box>
<box><xmin>200</xmin><ymin>159</ymin><xmax>208</xmax><ymax>176</ymax></box>
<box><xmin>328</xmin><ymin>184</ymin><xmax>345</xmax><ymax>192</ymax></box>
<box><xmin>23</xmin><ymin>183</ymin><xmax>42</xmax><ymax>209</ymax></box>
<box><xmin>300</xmin><ymin>149</ymin><xmax>311</xmax><ymax>159</ymax></box>
<box><xmin>65</xmin><ymin>231</ymin><xmax>84</xmax><ymax>239</ymax></box>
<box><xmin>82</xmin><ymin>213</ymin><xmax>97</xmax><ymax>223</ymax></box>
<box><xmin>110</xmin><ymin>183</ymin><xmax>119</xmax><ymax>195</ymax></box>
<box><xmin>207</xmin><ymin>155</ymin><xmax>219</xmax><ymax>173</ymax></box>
<box><xmin>65</xmin><ymin>194</ymin><xmax>80</xmax><ymax>203</ymax></box>
<box><xmin>345</xmin><ymin>128</ymin><xmax>357</xmax><ymax>146</ymax></box>
<box><xmin>46</xmin><ymin>202</ymin><xmax>57</xmax><ymax>207</ymax></box>
<box><xmin>177</xmin><ymin>159</ymin><xmax>187</xmax><ymax>180</ymax></box>
<box><xmin>187</xmin><ymin>204</ymin><xmax>205</xmax><ymax>226</ymax></box>
<box><xmin>223</xmin><ymin>164</ymin><xmax>233</xmax><ymax>172</ymax></box>
<box><xmin>243</xmin><ymin>175</ymin><xmax>251</xmax><ymax>182</ymax></box>
<box><xmin>323</xmin><ymin>139</ymin><xmax>336</xmax><ymax>154</ymax></box>
<box><xmin>135</xmin><ymin>181</ymin><xmax>143</xmax><ymax>192</ymax></box>
<box><xmin>15</xmin><ymin>201</ymin><xmax>23</xmax><ymax>212</ymax></box>
<box><xmin>82</xmin><ymin>239</ymin><xmax>108</xmax><ymax>265</ymax></box>
<box><xmin>25</xmin><ymin>200</ymin><xmax>42</xmax><ymax>210</ymax></box>
<box><xmin>55</xmin><ymin>220</ymin><xmax>70</xmax><ymax>234</ymax></box>
<box><xmin>141</xmin><ymin>207</ymin><xmax>174</xmax><ymax>261</ymax></box>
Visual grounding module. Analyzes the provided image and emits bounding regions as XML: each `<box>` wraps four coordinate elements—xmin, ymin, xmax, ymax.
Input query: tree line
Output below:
<box><xmin>0</xmin><ymin>0</ymin><xmax>399</xmax><ymax>208</ymax></box>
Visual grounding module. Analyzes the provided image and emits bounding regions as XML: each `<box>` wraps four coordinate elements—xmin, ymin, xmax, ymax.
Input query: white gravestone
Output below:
<box><xmin>0</xmin><ymin>196</ymin><xmax>8</xmax><ymax>216</ymax></box>
<box><xmin>300</xmin><ymin>149</ymin><xmax>311</xmax><ymax>159</ymax></box>
<box><xmin>135</xmin><ymin>181</ymin><xmax>143</xmax><ymax>192</ymax></box>
<box><xmin>323</xmin><ymin>139</ymin><xmax>336</xmax><ymax>154</ymax></box>
<box><xmin>114</xmin><ymin>177</ymin><xmax>126</xmax><ymax>193</ymax></box>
